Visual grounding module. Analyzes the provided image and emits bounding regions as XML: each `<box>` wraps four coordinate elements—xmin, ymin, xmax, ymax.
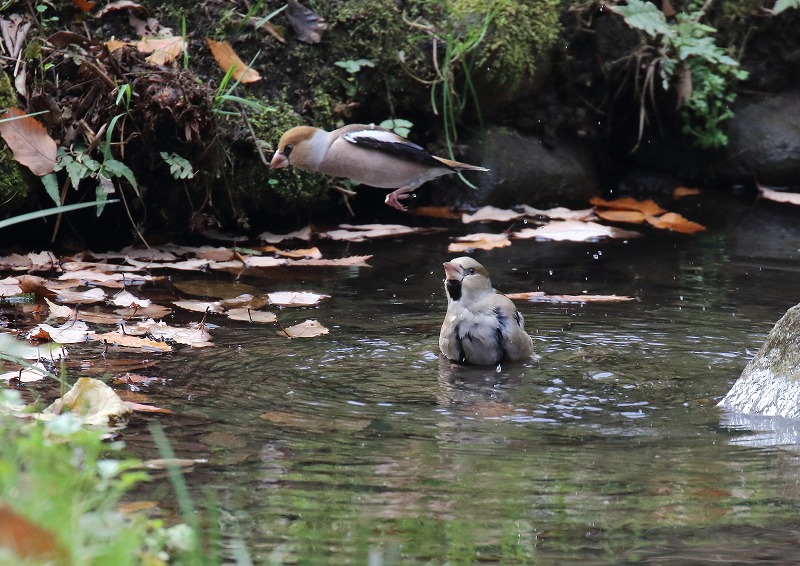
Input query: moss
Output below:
<box><xmin>448</xmin><ymin>0</ymin><xmax>561</xmax><ymax>89</ymax></box>
<box><xmin>0</xmin><ymin>72</ymin><xmax>31</xmax><ymax>211</ymax></box>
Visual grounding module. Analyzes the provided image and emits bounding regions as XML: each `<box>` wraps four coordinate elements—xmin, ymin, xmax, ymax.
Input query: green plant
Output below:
<box><xmin>611</xmin><ymin>0</ymin><xmax>749</xmax><ymax>148</ymax></box>
<box><xmin>334</xmin><ymin>58</ymin><xmax>375</xmax><ymax>97</ymax></box>
<box><xmin>379</xmin><ymin>118</ymin><xmax>414</xmax><ymax>138</ymax></box>
<box><xmin>161</xmin><ymin>151</ymin><xmax>195</xmax><ymax>180</ymax></box>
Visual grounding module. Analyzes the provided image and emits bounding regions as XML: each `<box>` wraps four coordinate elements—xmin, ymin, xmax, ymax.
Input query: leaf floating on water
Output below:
<box><xmin>259</xmin><ymin>245</ymin><xmax>322</xmax><ymax>259</ymax></box>
<box><xmin>143</xmin><ymin>458</ymin><xmax>207</xmax><ymax>470</ymax></box>
<box><xmin>322</xmin><ymin>223</ymin><xmax>441</xmax><ymax>242</ymax></box>
<box><xmin>226</xmin><ymin>308</ymin><xmax>277</xmax><ymax>323</ymax></box>
<box><xmin>590</xmin><ymin>196</ymin><xmax>667</xmax><ymax>217</ymax></box>
<box><xmin>172</xmin><ymin>279</ymin><xmax>259</xmax><ymax>299</ymax></box>
<box><xmin>448</xmin><ymin>233</ymin><xmax>511</xmax><ymax>252</ymax></box>
<box><xmin>41</xmin><ymin>377</ymin><xmax>132</xmax><ymax>427</ymax></box>
<box><xmin>123</xmin><ymin>319</ymin><xmax>213</xmax><ymax>348</ymax></box>
<box><xmin>242</xmin><ymin>256</ymin><xmax>288</xmax><ymax>268</ymax></box>
<box><xmin>645</xmin><ymin>212</ymin><xmax>706</xmax><ymax>234</ymax></box>
<box><xmin>281</xmin><ymin>319</ymin><xmax>329</xmax><ymax>338</ymax></box>
<box><xmin>172</xmin><ymin>300</ymin><xmax>224</xmax><ymax>313</ymax></box>
<box><xmin>673</xmin><ymin>186</ymin><xmax>701</xmax><ymax>199</ymax></box>
<box><xmin>257</xmin><ymin>226</ymin><xmax>313</xmax><ymax>243</ymax></box>
<box><xmin>462</xmin><ymin>206</ymin><xmax>524</xmax><ymax>223</ymax></box>
<box><xmin>55</xmin><ymin>287</ymin><xmax>106</xmax><ymax>304</ymax></box>
<box><xmin>409</xmin><ymin>206</ymin><xmax>461</xmax><ymax>219</ymax></box>
<box><xmin>28</xmin><ymin>321</ymin><xmax>93</xmax><ymax>344</ymax></box>
<box><xmin>285</xmin><ymin>0</ymin><xmax>328</xmax><ymax>44</ymax></box>
<box><xmin>111</xmin><ymin>289</ymin><xmax>151</xmax><ymax>307</ymax></box>
<box><xmin>0</xmin><ymin>362</ymin><xmax>48</xmax><ymax>383</ymax></box>
<box><xmin>205</xmin><ymin>38</ymin><xmax>261</xmax><ymax>83</ymax></box>
<box><xmin>0</xmin><ymin>276</ymin><xmax>23</xmax><ymax>296</ymax></box>
<box><xmin>124</xmin><ymin>400</ymin><xmax>175</xmax><ymax>414</ymax></box>
<box><xmin>94</xmin><ymin>331</ymin><xmax>172</xmax><ymax>352</ymax></box>
<box><xmin>0</xmin><ymin>108</ymin><xmax>57</xmax><ymax>175</ymax></box>
<box><xmin>219</xmin><ymin>293</ymin><xmax>270</xmax><ymax>310</ymax></box>
<box><xmin>594</xmin><ymin>209</ymin><xmax>647</xmax><ymax>224</ymax></box>
<box><xmin>506</xmin><ymin>292</ymin><xmax>636</xmax><ymax>303</ymax></box>
<box><xmin>759</xmin><ymin>186</ymin><xmax>800</xmax><ymax>206</ymax></box>
<box><xmin>513</xmin><ymin>220</ymin><xmax>641</xmax><ymax>242</ymax></box>
<box><xmin>519</xmin><ymin>205</ymin><xmax>595</xmax><ymax>221</ymax></box>
<box><xmin>290</xmin><ymin>255</ymin><xmax>372</xmax><ymax>267</ymax></box>
<box><xmin>269</xmin><ymin>291</ymin><xmax>330</xmax><ymax>307</ymax></box>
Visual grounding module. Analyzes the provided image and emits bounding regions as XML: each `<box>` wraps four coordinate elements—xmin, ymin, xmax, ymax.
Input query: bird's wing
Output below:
<box><xmin>342</xmin><ymin>128</ymin><xmax>453</xmax><ymax>170</ymax></box>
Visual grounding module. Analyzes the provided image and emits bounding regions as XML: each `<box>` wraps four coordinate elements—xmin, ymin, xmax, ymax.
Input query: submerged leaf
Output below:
<box><xmin>280</xmin><ymin>319</ymin><xmax>329</xmax><ymax>338</ymax></box>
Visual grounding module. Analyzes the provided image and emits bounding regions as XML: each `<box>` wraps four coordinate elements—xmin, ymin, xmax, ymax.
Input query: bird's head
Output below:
<box><xmin>269</xmin><ymin>126</ymin><xmax>320</xmax><ymax>170</ymax></box>
<box><xmin>442</xmin><ymin>256</ymin><xmax>492</xmax><ymax>302</ymax></box>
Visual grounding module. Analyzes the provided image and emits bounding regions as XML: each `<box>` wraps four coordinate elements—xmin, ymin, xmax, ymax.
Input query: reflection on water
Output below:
<box><xmin>122</xmin><ymin>197</ymin><xmax>800</xmax><ymax>565</ymax></box>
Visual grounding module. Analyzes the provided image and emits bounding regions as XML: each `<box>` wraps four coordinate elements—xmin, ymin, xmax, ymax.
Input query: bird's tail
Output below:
<box><xmin>433</xmin><ymin>156</ymin><xmax>490</xmax><ymax>172</ymax></box>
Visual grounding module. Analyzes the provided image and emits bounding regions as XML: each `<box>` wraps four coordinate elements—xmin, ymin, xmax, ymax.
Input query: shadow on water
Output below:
<box><xmin>121</xmin><ymin>195</ymin><xmax>800</xmax><ymax>565</ymax></box>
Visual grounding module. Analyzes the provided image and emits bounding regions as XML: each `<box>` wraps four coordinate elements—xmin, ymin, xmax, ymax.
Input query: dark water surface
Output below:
<box><xmin>122</xmin><ymin>198</ymin><xmax>800</xmax><ymax>565</ymax></box>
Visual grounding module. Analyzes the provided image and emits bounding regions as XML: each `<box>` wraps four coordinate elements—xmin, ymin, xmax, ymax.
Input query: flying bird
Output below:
<box><xmin>439</xmin><ymin>256</ymin><xmax>534</xmax><ymax>366</ymax></box>
<box><xmin>269</xmin><ymin>124</ymin><xmax>488</xmax><ymax>210</ymax></box>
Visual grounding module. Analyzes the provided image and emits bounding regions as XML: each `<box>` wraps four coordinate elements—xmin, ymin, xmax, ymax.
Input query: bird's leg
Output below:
<box><xmin>384</xmin><ymin>185</ymin><xmax>416</xmax><ymax>211</ymax></box>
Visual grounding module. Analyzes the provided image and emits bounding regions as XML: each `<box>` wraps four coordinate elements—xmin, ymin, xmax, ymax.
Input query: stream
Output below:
<box><xmin>65</xmin><ymin>196</ymin><xmax>800</xmax><ymax>563</ymax></box>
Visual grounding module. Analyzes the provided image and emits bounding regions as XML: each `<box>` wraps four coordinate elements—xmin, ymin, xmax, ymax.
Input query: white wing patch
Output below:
<box><xmin>343</xmin><ymin>129</ymin><xmax>404</xmax><ymax>145</ymax></box>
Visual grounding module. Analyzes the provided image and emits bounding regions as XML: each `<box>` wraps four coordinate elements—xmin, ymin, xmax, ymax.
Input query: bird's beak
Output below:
<box><xmin>442</xmin><ymin>261</ymin><xmax>463</xmax><ymax>281</ymax></box>
<box><xmin>269</xmin><ymin>151</ymin><xmax>288</xmax><ymax>170</ymax></box>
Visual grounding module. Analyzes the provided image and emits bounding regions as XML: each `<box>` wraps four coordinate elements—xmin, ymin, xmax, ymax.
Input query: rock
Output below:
<box><xmin>719</xmin><ymin>303</ymin><xmax>800</xmax><ymax>419</ymax></box>
<box><xmin>718</xmin><ymin>92</ymin><xmax>800</xmax><ymax>186</ymax></box>
<box><xmin>430</xmin><ymin>127</ymin><xmax>598</xmax><ymax>208</ymax></box>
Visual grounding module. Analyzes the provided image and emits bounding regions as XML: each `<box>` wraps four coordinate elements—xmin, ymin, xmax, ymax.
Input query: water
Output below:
<box><xmin>43</xmin><ymin>197</ymin><xmax>800</xmax><ymax>563</ymax></box>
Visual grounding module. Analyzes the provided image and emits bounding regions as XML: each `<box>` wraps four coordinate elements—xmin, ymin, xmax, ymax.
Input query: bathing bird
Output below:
<box><xmin>269</xmin><ymin>124</ymin><xmax>488</xmax><ymax>210</ymax></box>
<box><xmin>439</xmin><ymin>257</ymin><xmax>534</xmax><ymax>366</ymax></box>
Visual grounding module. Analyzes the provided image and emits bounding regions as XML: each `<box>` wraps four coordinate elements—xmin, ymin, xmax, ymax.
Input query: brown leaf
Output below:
<box><xmin>409</xmin><ymin>205</ymin><xmax>461</xmax><ymax>219</ymax></box>
<box><xmin>140</xmin><ymin>36</ymin><xmax>186</xmax><ymax>65</ymax></box>
<box><xmin>259</xmin><ymin>245</ymin><xmax>322</xmax><ymax>259</ymax></box>
<box><xmin>251</xmin><ymin>18</ymin><xmax>285</xmax><ymax>43</ymax></box>
<box><xmin>0</xmin><ymin>108</ymin><xmax>57</xmax><ymax>175</ymax></box>
<box><xmin>646</xmin><ymin>212</ymin><xmax>706</xmax><ymax>234</ymax></box>
<box><xmin>462</xmin><ymin>206</ymin><xmax>523</xmax><ymax>223</ymax></box>
<box><xmin>289</xmin><ymin>255</ymin><xmax>373</xmax><ymax>267</ymax></box>
<box><xmin>124</xmin><ymin>400</ymin><xmax>175</xmax><ymax>414</ymax></box>
<box><xmin>513</xmin><ymin>220</ymin><xmax>641</xmax><ymax>241</ymax></box>
<box><xmin>281</xmin><ymin>319</ymin><xmax>329</xmax><ymax>338</ymax></box>
<box><xmin>595</xmin><ymin>209</ymin><xmax>647</xmax><ymax>224</ymax></box>
<box><xmin>673</xmin><ymin>186</ymin><xmax>701</xmax><ymax>199</ymax></box>
<box><xmin>95</xmin><ymin>0</ymin><xmax>147</xmax><ymax>17</ymax></box>
<box><xmin>226</xmin><ymin>308</ymin><xmax>277</xmax><ymax>323</ymax></box>
<box><xmin>72</xmin><ymin>0</ymin><xmax>96</xmax><ymax>13</ymax></box>
<box><xmin>590</xmin><ymin>196</ymin><xmax>666</xmax><ymax>217</ymax></box>
<box><xmin>0</xmin><ymin>506</ymin><xmax>67</xmax><ymax>564</ymax></box>
<box><xmin>285</xmin><ymin>0</ymin><xmax>328</xmax><ymax>44</ymax></box>
<box><xmin>205</xmin><ymin>38</ymin><xmax>261</xmax><ymax>83</ymax></box>
<box><xmin>268</xmin><ymin>291</ymin><xmax>330</xmax><ymax>306</ymax></box>
<box><xmin>519</xmin><ymin>205</ymin><xmax>595</xmax><ymax>221</ymax></box>
<box><xmin>94</xmin><ymin>331</ymin><xmax>172</xmax><ymax>351</ymax></box>
<box><xmin>505</xmin><ymin>292</ymin><xmax>636</xmax><ymax>303</ymax></box>
<box><xmin>448</xmin><ymin>233</ymin><xmax>511</xmax><ymax>252</ymax></box>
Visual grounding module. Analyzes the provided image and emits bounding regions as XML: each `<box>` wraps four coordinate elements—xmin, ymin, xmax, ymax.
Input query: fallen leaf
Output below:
<box><xmin>285</xmin><ymin>0</ymin><xmax>328</xmax><ymax>44</ymax></box>
<box><xmin>138</xmin><ymin>36</ymin><xmax>186</xmax><ymax>64</ymax></box>
<box><xmin>268</xmin><ymin>291</ymin><xmax>330</xmax><ymax>307</ymax></box>
<box><xmin>259</xmin><ymin>245</ymin><xmax>322</xmax><ymax>259</ymax></box>
<box><xmin>448</xmin><ymin>233</ymin><xmax>510</xmax><ymax>252</ymax></box>
<box><xmin>646</xmin><ymin>212</ymin><xmax>706</xmax><ymax>234</ymax></box>
<box><xmin>462</xmin><ymin>206</ymin><xmax>523</xmax><ymax>223</ymax></box>
<box><xmin>257</xmin><ymin>226</ymin><xmax>313</xmax><ymax>243</ymax></box>
<box><xmin>219</xmin><ymin>294</ymin><xmax>270</xmax><ymax>310</ymax></box>
<box><xmin>0</xmin><ymin>506</ymin><xmax>67</xmax><ymax>564</ymax></box>
<box><xmin>205</xmin><ymin>38</ymin><xmax>261</xmax><ymax>83</ymax></box>
<box><xmin>172</xmin><ymin>279</ymin><xmax>259</xmax><ymax>299</ymax></box>
<box><xmin>0</xmin><ymin>252</ymin><xmax>33</xmax><ymax>270</ymax></box>
<box><xmin>322</xmin><ymin>223</ymin><xmax>440</xmax><ymax>241</ymax></box>
<box><xmin>760</xmin><ymin>186</ymin><xmax>800</xmax><ymax>205</ymax></box>
<box><xmin>590</xmin><ymin>196</ymin><xmax>666</xmax><ymax>216</ymax></box>
<box><xmin>242</xmin><ymin>256</ymin><xmax>288</xmax><ymax>268</ymax></box>
<box><xmin>126</xmin><ymin>258</ymin><xmax>210</xmax><ymax>271</ymax></box>
<box><xmin>41</xmin><ymin>377</ymin><xmax>132</xmax><ymax>427</ymax></box>
<box><xmin>519</xmin><ymin>205</ymin><xmax>595</xmax><ymax>221</ymax></box>
<box><xmin>58</xmin><ymin>270</ymin><xmax>155</xmax><ymax>286</ymax></box>
<box><xmin>111</xmin><ymin>289</ymin><xmax>151</xmax><ymax>307</ymax></box>
<box><xmin>595</xmin><ymin>209</ymin><xmax>647</xmax><ymax>224</ymax></box>
<box><xmin>124</xmin><ymin>400</ymin><xmax>175</xmax><ymax>414</ymax></box>
<box><xmin>0</xmin><ymin>277</ymin><xmax>22</xmax><ymax>296</ymax></box>
<box><xmin>281</xmin><ymin>319</ymin><xmax>329</xmax><ymax>338</ymax></box>
<box><xmin>190</xmin><ymin>246</ymin><xmax>236</xmax><ymax>261</ymax></box>
<box><xmin>124</xmin><ymin>319</ymin><xmax>213</xmax><ymax>347</ymax></box>
<box><xmin>505</xmin><ymin>292</ymin><xmax>636</xmax><ymax>303</ymax></box>
<box><xmin>409</xmin><ymin>206</ymin><xmax>461</xmax><ymax>219</ymax></box>
<box><xmin>55</xmin><ymin>287</ymin><xmax>106</xmax><ymax>304</ymax></box>
<box><xmin>94</xmin><ymin>331</ymin><xmax>172</xmax><ymax>351</ymax></box>
<box><xmin>172</xmin><ymin>300</ymin><xmax>223</xmax><ymax>313</ymax></box>
<box><xmin>0</xmin><ymin>108</ymin><xmax>57</xmax><ymax>175</ymax></box>
<box><xmin>72</xmin><ymin>0</ymin><xmax>96</xmax><ymax>13</ymax></box>
<box><xmin>44</xmin><ymin>297</ymin><xmax>74</xmax><ymax>318</ymax></box>
<box><xmin>143</xmin><ymin>458</ymin><xmax>207</xmax><ymax>469</ymax></box>
<box><xmin>113</xmin><ymin>304</ymin><xmax>171</xmax><ymax>319</ymax></box>
<box><xmin>226</xmin><ymin>308</ymin><xmax>277</xmax><ymax>323</ymax></box>
<box><xmin>513</xmin><ymin>220</ymin><xmax>641</xmax><ymax>242</ymax></box>
<box><xmin>673</xmin><ymin>186</ymin><xmax>701</xmax><ymax>199</ymax></box>
<box><xmin>0</xmin><ymin>362</ymin><xmax>48</xmax><ymax>382</ymax></box>
<box><xmin>95</xmin><ymin>0</ymin><xmax>147</xmax><ymax>17</ymax></box>
<box><xmin>251</xmin><ymin>16</ymin><xmax>285</xmax><ymax>43</ymax></box>
<box><xmin>28</xmin><ymin>321</ymin><xmax>92</xmax><ymax>344</ymax></box>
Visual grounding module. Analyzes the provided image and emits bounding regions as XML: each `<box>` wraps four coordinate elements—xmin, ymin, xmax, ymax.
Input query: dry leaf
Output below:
<box><xmin>124</xmin><ymin>319</ymin><xmax>213</xmax><ymax>347</ymax></box>
<box><xmin>205</xmin><ymin>38</ymin><xmax>261</xmax><ymax>83</ymax></box>
<box><xmin>513</xmin><ymin>220</ymin><xmax>641</xmax><ymax>241</ymax></box>
<box><xmin>322</xmin><ymin>223</ymin><xmax>439</xmax><ymax>241</ymax></box>
<box><xmin>139</xmin><ymin>36</ymin><xmax>186</xmax><ymax>64</ymax></box>
<box><xmin>143</xmin><ymin>458</ymin><xmax>207</xmax><ymax>469</ymax></box>
<box><xmin>124</xmin><ymin>400</ymin><xmax>175</xmax><ymax>414</ymax></box>
<box><xmin>258</xmin><ymin>226</ymin><xmax>313</xmax><ymax>243</ymax></box>
<box><xmin>590</xmin><ymin>196</ymin><xmax>666</xmax><ymax>217</ymax></box>
<box><xmin>673</xmin><ymin>186</ymin><xmax>701</xmax><ymax>199</ymax></box>
<box><xmin>0</xmin><ymin>506</ymin><xmax>67</xmax><ymax>564</ymax></box>
<box><xmin>760</xmin><ymin>186</ymin><xmax>800</xmax><ymax>205</ymax></box>
<box><xmin>259</xmin><ymin>245</ymin><xmax>322</xmax><ymax>259</ymax></box>
<box><xmin>285</xmin><ymin>0</ymin><xmax>327</xmax><ymax>44</ymax></box>
<box><xmin>111</xmin><ymin>289</ymin><xmax>151</xmax><ymax>307</ymax></box>
<box><xmin>448</xmin><ymin>233</ymin><xmax>510</xmax><ymax>252</ymax></box>
<box><xmin>28</xmin><ymin>321</ymin><xmax>92</xmax><ymax>344</ymax></box>
<box><xmin>595</xmin><ymin>209</ymin><xmax>647</xmax><ymax>224</ymax></box>
<box><xmin>461</xmin><ymin>206</ymin><xmax>523</xmax><ymax>223</ymax></box>
<box><xmin>0</xmin><ymin>108</ymin><xmax>57</xmax><ymax>175</ymax></box>
<box><xmin>94</xmin><ymin>331</ymin><xmax>172</xmax><ymax>351</ymax></box>
<box><xmin>41</xmin><ymin>377</ymin><xmax>132</xmax><ymax>427</ymax></box>
<box><xmin>242</xmin><ymin>256</ymin><xmax>288</xmax><ymax>268</ymax></box>
<box><xmin>226</xmin><ymin>308</ymin><xmax>277</xmax><ymax>323</ymax></box>
<box><xmin>219</xmin><ymin>294</ymin><xmax>270</xmax><ymax>309</ymax></box>
<box><xmin>113</xmin><ymin>304</ymin><xmax>171</xmax><ymax>319</ymax></box>
<box><xmin>646</xmin><ymin>212</ymin><xmax>706</xmax><ymax>234</ymax></box>
<box><xmin>409</xmin><ymin>206</ymin><xmax>461</xmax><ymax>219</ymax></box>
<box><xmin>95</xmin><ymin>0</ymin><xmax>146</xmax><ymax>17</ymax></box>
<box><xmin>55</xmin><ymin>287</ymin><xmax>106</xmax><ymax>304</ymax></box>
<box><xmin>72</xmin><ymin>0</ymin><xmax>96</xmax><ymax>12</ymax></box>
<box><xmin>172</xmin><ymin>300</ymin><xmax>223</xmax><ymax>313</ymax></box>
<box><xmin>44</xmin><ymin>297</ymin><xmax>74</xmax><ymax>318</ymax></box>
<box><xmin>519</xmin><ymin>205</ymin><xmax>595</xmax><ymax>221</ymax></box>
<box><xmin>0</xmin><ymin>277</ymin><xmax>22</xmax><ymax>296</ymax></box>
<box><xmin>281</xmin><ymin>319</ymin><xmax>329</xmax><ymax>338</ymax></box>
<box><xmin>0</xmin><ymin>362</ymin><xmax>48</xmax><ymax>382</ymax></box>
<box><xmin>268</xmin><ymin>291</ymin><xmax>330</xmax><ymax>307</ymax></box>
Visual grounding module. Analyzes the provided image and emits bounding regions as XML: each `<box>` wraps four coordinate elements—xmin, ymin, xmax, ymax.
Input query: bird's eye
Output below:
<box><xmin>467</xmin><ymin>268</ymin><xmax>476</xmax><ymax>275</ymax></box>
<box><xmin>283</xmin><ymin>144</ymin><xmax>294</xmax><ymax>157</ymax></box>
